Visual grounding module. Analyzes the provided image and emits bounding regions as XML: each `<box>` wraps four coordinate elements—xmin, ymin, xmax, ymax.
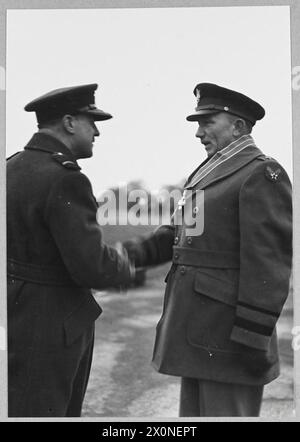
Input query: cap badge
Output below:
<box><xmin>195</xmin><ymin>88</ymin><xmax>201</xmax><ymax>105</ymax></box>
<box><xmin>265</xmin><ymin>166</ymin><xmax>282</xmax><ymax>182</ymax></box>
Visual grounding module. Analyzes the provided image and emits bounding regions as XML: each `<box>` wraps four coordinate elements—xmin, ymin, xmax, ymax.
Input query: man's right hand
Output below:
<box><xmin>116</xmin><ymin>241</ymin><xmax>148</xmax><ymax>288</ymax></box>
<box><xmin>123</xmin><ymin>238</ymin><xmax>146</xmax><ymax>268</ymax></box>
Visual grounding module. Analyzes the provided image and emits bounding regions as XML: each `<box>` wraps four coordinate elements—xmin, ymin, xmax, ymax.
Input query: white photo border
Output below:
<box><xmin>1</xmin><ymin>0</ymin><xmax>299</xmax><ymax>422</ymax></box>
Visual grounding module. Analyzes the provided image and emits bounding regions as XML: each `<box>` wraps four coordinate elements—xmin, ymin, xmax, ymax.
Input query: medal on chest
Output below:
<box><xmin>177</xmin><ymin>190</ymin><xmax>187</xmax><ymax>210</ymax></box>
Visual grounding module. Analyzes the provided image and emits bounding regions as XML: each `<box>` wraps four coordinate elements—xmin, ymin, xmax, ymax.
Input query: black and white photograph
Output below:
<box><xmin>2</xmin><ymin>0</ymin><xmax>299</xmax><ymax>423</ymax></box>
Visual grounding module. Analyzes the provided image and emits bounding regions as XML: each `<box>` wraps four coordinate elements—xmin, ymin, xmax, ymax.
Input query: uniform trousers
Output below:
<box><xmin>179</xmin><ymin>377</ymin><xmax>264</xmax><ymax>417</ymax></box>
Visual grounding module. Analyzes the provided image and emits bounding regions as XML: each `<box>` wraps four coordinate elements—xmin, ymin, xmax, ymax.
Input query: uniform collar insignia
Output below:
<box><xmin>52</xmin><ymin>152</ymin><xmax>81</xmax><ymax>170</ymax></box>
<box><xmin>25</xmin><ymin>133</ymin><xmax>81</xmax><ymax>170</ymax></box>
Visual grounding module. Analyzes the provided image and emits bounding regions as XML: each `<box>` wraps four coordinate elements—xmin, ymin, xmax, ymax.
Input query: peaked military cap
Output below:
<box><xmin>25</xmin><ymin>83</ymin><xmax>113</xmax><ymax>125</ymax></box>
<box><xmin>186</xmin><ymin>83</ymin><xmax>265</xmax><ymax>125</ymax></box>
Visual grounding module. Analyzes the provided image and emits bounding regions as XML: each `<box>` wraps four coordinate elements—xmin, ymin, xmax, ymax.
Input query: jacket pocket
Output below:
<box><xmin>63</xmin><ymin>294</ymin><xmax>102</xmax><ymax>347</ymax></box>
<box><xmin>187</xmin><ymin>269</ymin><xmax>241</xmax><ymax>353</ymax></box>
<box><xmin>193</xmin><ymin>269</ymin><xmax>238</xmax><ymax>307</ymax></box>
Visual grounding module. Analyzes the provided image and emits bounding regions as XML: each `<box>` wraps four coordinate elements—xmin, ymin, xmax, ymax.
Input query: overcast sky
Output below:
<box><xmin>6</xmin><ymin>6</ymin><xmax>292</xmax><ymax>197</ymax></box>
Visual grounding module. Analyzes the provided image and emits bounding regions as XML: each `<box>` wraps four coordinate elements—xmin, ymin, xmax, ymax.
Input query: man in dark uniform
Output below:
<box><xmin>7</xmin><ymin>83</ymin><xmax>134</xmax><ymax>417</ymax></box>
<box><xmin>124</xmin><ymin>83</ymin><xmax>292</xmax><ymax>417</ymax></box>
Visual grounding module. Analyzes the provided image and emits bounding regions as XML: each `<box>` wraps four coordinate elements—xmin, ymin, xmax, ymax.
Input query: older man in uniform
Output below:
<box><xmin>7</xmin><ymin>84</ymin><xmax>134</xmax><ymax>417</ymax></box>
<box><xmin>124</xmin><ymin>83</ymin><xmax>292</xmax><ymax>417</ymax></box>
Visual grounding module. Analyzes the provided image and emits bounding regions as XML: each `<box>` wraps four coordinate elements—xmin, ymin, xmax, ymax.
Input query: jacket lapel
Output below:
<box><xmin>185</xmin><ymin>145</ymin><xmax>264</xmax><ymax>190</ymax></box>
<box><xmin>184</xmin><ymin>156</ymin><xmax>211</xmax><ymax>188</ymax></box>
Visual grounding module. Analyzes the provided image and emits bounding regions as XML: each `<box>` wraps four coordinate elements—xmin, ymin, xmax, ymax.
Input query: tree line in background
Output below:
<box><xmin>97</xmin><ymin>179</ymin><xmax>185</xmax><ymax>219</ymax></box>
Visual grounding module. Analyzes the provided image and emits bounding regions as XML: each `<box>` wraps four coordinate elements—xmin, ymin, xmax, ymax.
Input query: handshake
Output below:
<box><xmin>111</xmin><ymin>226</ymin><xmax>174</xmax><ymax>292</ymax></box>
<box><xmin>115</xmin><ymin>240</ymin><xmax>147</xmax><ymax>289</ymax></box>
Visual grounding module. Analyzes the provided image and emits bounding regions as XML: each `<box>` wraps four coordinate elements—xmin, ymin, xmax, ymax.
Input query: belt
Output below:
<box><xmin>7</xmin><ymin>258</ymin><xmax>77</xmax><ymax>286</ymax></box>
<box><xmin>172</xmin><ymin>247</ymin><xmax>240</xmax><ymax>269</ymax></box>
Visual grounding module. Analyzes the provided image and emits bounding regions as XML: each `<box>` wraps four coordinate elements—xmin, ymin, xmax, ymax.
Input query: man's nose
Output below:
<box><xmin>196</xmin><ymin>125</ymin><xmax>205</xmax><ymax>138</ymax></box>
<box><xmin>94</xmin><ymin>126</ymin><xmax>100</xmax><ymax>137</ymax></box>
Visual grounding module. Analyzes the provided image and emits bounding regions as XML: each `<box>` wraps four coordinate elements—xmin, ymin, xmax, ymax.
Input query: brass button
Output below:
<box><xmin>193</xmin><ymin>207</ymin><xmax>199</xmax><ymax>214</ymax></box>
<box><xmin>174</xmin><ymin>253</ymin><xmax>179</xmax><ymax>260</ymax></box>
<box><xmin>180</xmin><ymin>266</ymin><xmax>186</xmax><ymax>275</ymax></box>
<box><xmin>174</xmin><ymin>237</ymin><xmax>179</xmax><ymax>245</ymax></box>
<box><xmin>187</xmin><ymin>237</ymin><xmax>193</xmax><ymax>245</ymax></box>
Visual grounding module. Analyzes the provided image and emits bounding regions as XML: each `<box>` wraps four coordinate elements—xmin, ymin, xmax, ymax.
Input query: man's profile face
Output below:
<box><xmin>72</xmin><ymin>114</ymin><xmax>100</xmax><ymax>159</ymax></box>
<box><xmin>195</xmin><ymin>112</ymin><xmax>236</xmax><ymax>158</ymax></box>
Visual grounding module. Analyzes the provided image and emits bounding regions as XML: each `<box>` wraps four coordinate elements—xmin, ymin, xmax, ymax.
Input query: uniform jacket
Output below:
<box><xmin>125</xmin><ymin>136</ymin><xmax>292</xmax><ymax>385</ymax></box>
<box><xmin>7</xmin><ymin>132</ymin><xmax>132</xmax><ymax>415</ymax></box>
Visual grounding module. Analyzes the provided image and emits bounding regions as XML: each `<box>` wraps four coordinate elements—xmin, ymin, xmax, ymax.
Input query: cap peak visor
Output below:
<box><xmin>84</xmin><ymin>109</ymin><xmax>113</xmax><ymax>121</ymax></box>
<box><xmin>186</xmin><ymin>109</ymin><xmax>220</xmax><ymax>121</ymax></box>
<box><xmin>77</xmin><ymin>105</ymin><xmax>113</xmax><ymax>121</ymax></box>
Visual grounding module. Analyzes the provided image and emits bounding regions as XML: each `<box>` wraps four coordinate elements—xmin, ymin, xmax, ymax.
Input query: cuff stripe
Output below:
<box><xmin>237</xmin><ymin>301</ymin><xmax>280</xmax><ymax>318</ymax></box>
<box><xmin>231</xmin><ymin>326</ymin><xmax>271</xmax><ymax>351</ymax></box>
<box><xmin>236</xmin><ymin>305</ymin><xmax>276</xmax><ymax>328</ymax></box>
<box><xmin>235</xmin><ymin>317</ymin><xmax>274</xmax><ymax>337</ymax></box>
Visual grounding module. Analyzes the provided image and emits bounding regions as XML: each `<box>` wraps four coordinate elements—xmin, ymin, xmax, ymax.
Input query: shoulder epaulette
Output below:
<box><xmin>52</xmin><ymin>152</ymin><xmax>81</xmax><ymax>170</ymax></box>
<box><xmin>257</xmin><ymin>155</ymin><xmax>274</xmax><ymax>162</ymax></box>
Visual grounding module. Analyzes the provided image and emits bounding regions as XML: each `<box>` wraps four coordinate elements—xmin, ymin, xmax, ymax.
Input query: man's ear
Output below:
<box><xmin>232</xmin><ymin>119</ymin><xmax>246</xmax><ymax>137</ymax></box>
<box><xmin>62</xmin><ymin>114</ymin><xmax>76</xmax><ymax>134</ymax></box>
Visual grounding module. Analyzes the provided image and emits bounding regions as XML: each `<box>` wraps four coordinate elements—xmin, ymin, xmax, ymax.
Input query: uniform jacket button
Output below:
<box><xmin>174</xmin><ymin>237</ymin><xmax>179</xmax><ymax>245</ymax></box>
<box><xmin>174</xmin><ymin>253</ymin><xmax>179</xmax><ymax>260</ymax></box>
<box><xmin>180</xmin><ymin>266</ymin><xmax>186</xmax><ymax>275</ymax></box>
<box><xmin>187</xmin><ymin>237</ymin><xmax>193</xmax><ymax>245</ymax></box>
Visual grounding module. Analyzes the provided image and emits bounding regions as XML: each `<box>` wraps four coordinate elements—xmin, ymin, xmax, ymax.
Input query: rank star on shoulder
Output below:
<box><xmin>102</xmin><ymin>426</ymin><xmax>136</xmax><ymax>439</ymax></box>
